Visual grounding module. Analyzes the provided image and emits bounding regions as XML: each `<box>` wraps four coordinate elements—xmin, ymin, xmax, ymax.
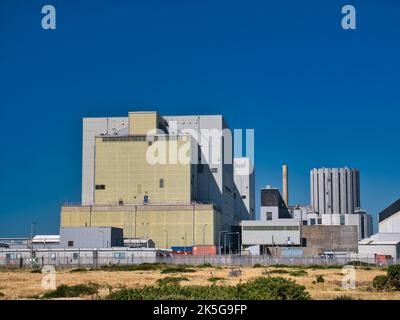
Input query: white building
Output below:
<box><xmin>358</xmin><ymin>198</ymin><xmax>400</xmax><ymax>261</ymax></box>
<box><xmin>234</xmin><ymin>157</ymin><xmax>255</xmax><ymax>221</ymax></box>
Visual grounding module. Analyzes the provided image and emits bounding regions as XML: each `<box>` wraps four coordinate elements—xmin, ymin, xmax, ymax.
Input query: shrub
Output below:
<box><xmin>161</xmin><ymin>267</ymin><xmax>197</xmax><ymax>274</ymax></box>
<box><xmin>266</xmin><ymin>269</ymin><xmax>289</xmax><ymax>274</ymax></box>
<box><xmin>373</xmin><ymin>264</ymin><xmax>400</xmax><ymax>291</ymax></box>
<box><xmin>31</xmin><ymin>269</ymin><xmax>41</xmax><ymax>273</ymax></box>
<box><xmin>236</xmin><ymin>277</ymin><xmax>311</xmax><ymax>300</ymax></box>
<box><xmin>387</xmin><ymin>264</ymin><xmax>400</xmax><ymax>287</ymax></box>
<box><xmin>106</xmin><ymin>276</ymin><xmax>311</xmax><ymax>300</ymax></box>
<box><xmin>315</xmin><ymin>275</ymin><xmax>325</xmax><ymax>283</ymax></box>
<box><xmin>333</xmin><ymin>295</ymin><xmax>354</xmax><ymax>300</ymax></box>
<box><xmin>157</xmin><ymin>277</ymin><xmax>189</xmax><ymax>286</ymax></box>
<box><xmin>373</xmin><ymin>275</ymin><xmax>388</xmax><ymax>291</ymax></box>
<box><xmin>208</xmin><ymin>277</ymin><xmax>225</xmax><ymax>283</ymax></box>
<box><xmin>70</xmin><ymin>268</ymin><xmax>88</xmax><ymax>273</ymax></box>
<box><xmin>289</xmin><ymin>270</ymin><xmax>308</xmax><ymax>277</ymax></box>
<box><xmin>100</xmin><ymin>263</ymin><xmax>167</xmax><ymax>272</ymax></box>
<box><xmin>253</xmin><ymin>264</ymin><xmax>263</xmax><ymax>268</ymax></box>
<box><xmin>198</xmin><ymin>263</ymin><xmax>213</xmax><ymax>268</ymax></box>
<box><xmin>42</xmin><ymin>283</ymin><xmax>99</xmax><ymax>299</ymax></box>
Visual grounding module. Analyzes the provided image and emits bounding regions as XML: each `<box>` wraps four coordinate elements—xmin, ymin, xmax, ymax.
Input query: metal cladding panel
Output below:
<box><xmin>82</xmin><ymin>117</ymin><xmax>128</xmax><ymax>205</ymax></box>
<box><xmin>379</xmin><ymin>198</ymin><xmax>400</xmax><ymax>222</ymax></box>
<box><xmin>318</xmin><ymin>169</ymin><xmax>325</xmax><ymax>214</ymax></box>
<box><xmin>332</xmin><ymin>169</ymin><xmax>340</xmax><ymax>214</ymax></box>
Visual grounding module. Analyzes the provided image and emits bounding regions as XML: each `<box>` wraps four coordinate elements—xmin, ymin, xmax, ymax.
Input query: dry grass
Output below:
<box><xmin>0</xmin><ymin>266</ymin><xmax>400</xmax><ymax>300</ymax></box>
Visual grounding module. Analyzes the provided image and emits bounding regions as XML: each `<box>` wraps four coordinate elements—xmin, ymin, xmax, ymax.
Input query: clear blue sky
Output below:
<box><xmin>0</xmin><ymin>0</ymin><xmax>399</xmax><ymax>237</ymax></box>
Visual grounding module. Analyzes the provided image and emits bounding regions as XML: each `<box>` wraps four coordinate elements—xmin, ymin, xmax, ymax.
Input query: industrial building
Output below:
<box><xmin>234</xmin><ymin>157</ymin><xmax>255</xmax><ymax>221</ymax></box>
<box><xmin>309</xmin><ymin>167</ymin><xmax>372</xmax><ymax>239</ymax></box>
<box><xmin>241</xmin><ymin>165</ymin><xmax>361</xmax><ymax>257</ymax></box>
<box><xmin>358</xmin><ymin>198</ymin><xmax>400</xmax><ymax>261</ymax></box>
<box><xmin>61</xmin><ymin>111</ymin><xmax>254</xmax><ymax>249</ymax></box>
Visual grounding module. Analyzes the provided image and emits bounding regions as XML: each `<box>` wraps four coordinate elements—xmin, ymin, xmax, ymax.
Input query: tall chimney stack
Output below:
<box><xmin>282</xmin><ymin>164</ymin><xmax>289</xmax><ymax>207</ymax></box>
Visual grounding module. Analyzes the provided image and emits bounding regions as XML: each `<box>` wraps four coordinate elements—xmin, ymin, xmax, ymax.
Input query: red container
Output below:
<box><xmin>172</xmin><ymin>250</ymin><xmax>193</xmax><ymax>255</ymax></box>
<box><xmin>192</xmin><ymin>245</ymin><xmax>217</xmax><ymax>256</ymax></box>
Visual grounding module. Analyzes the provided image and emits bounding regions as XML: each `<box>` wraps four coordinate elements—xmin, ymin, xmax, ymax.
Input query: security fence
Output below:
<box><xmin>0</xmin><ymin>250</ymin><xmax>397</xmax><ymax>269</ymax></box>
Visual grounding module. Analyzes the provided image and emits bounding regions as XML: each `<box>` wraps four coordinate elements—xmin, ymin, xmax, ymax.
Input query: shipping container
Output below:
<box><xmin>171</xmin><ymin>246</ymin><xmax>193</xmax><ymax>255</ymax></box>
<box><xmin>192</xmin><ymin>245</ymin><xmax>216</xmax><ymax>256</ymax></box>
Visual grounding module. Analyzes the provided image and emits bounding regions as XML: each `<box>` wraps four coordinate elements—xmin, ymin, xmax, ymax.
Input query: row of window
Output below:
<box><xmin>102</xmin><ymin>135</ymin><xmax>184</xmax><ymax>142</ymax></box>
<box><xmin>243</xmin><ymin>226</ymin><xmax>299</xmax><ymax>231</ymax></box>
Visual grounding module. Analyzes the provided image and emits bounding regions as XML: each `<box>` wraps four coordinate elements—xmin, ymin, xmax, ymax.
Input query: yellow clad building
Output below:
<box><xmin>61</xmin><ymin>111</ymin><xmax>234</xmax><ymax>249</ymax></box>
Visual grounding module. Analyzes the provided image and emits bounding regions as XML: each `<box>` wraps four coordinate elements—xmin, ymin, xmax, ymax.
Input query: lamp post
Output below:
<box><xmin>30</xmin><ymin>222</ymin><xmax>36</xmax><ymax>264</ymax></box>
<box><xmin>163</xmin><ymin>229</ymin><xmax>168</xmax><ymax>249</ymax></box>
<box><xmin>202</xmin><ymin>224</ymin><xmax>208</xmax><ymax>245</ymax></box>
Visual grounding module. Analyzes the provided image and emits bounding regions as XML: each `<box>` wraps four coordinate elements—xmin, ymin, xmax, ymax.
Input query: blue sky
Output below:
<box><xmin>0</xmin><ymin>0</ymin><xmax>399</xmax><ymax>236</ymax></box>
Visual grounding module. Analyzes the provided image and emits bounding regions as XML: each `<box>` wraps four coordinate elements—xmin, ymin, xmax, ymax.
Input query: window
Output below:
<box><xmin>159</xmin><ymin>179</ymin><xmax>164</xmax><ymax>188</ymax></box>
<box><xmin>310</xmin><ymin>218</ymin><xmax>316</xmax><ymax>225</ymax></box>
<box><xmin>118</xmin><ymin>199</ymin><xmax>124</xmax><ymax>206</ymax></box>
<box><xmin>266</xmin><ymin>212</ymin><xmax>272</xmax><ymax>221</ymax></box>
<box><xmin>243</xmin><ymin>225</ymin><xmax>299</xmax><ymax>231</ymax></box>
<box><xmin>211</xmin><ymin>168</ymin><xmax>218</xmax><ymax>173</ymax></box>
<box><xmin>233</xmin><ymin>192</ymin><xmax>237</xmax><ymax>199</ymax></box>
<box><xmin>95</xmin><ymin>185</ymin><xmax>105</xmax><ymax>190</ymax></box>
<box><xmin>317</xmin><ymin>218</ymin><xmax>322</xmax><ymax>224</ymax></box>
<box><xmin>302</xmin><ymin>220</ymin><xmax>308</xmax><ymax>226</ymax></box>
<box><xmin>242</xmin><ymin>195</ymin><xmax>247</xmax><ymax>199</ymax></box>
<box><xmin>114</xmin><ymin>252</ymin><xmax>125</xmax><ymax>259</ymax></box>
<box><xmin>73</xmin><ymin>253</ymin><xmax>79</xmax><ymax>260</ymax></box>
<box><xmin>68</xmin><ymin>241</ymin><xmax>74</xmax><ymax>247</ymax></box>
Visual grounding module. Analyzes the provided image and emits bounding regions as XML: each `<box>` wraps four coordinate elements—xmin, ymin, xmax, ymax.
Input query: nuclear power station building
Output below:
<box><xmin>61</xmin><ymin>111</ymin><xmax>255</xmax><ymax>249</ymax></box>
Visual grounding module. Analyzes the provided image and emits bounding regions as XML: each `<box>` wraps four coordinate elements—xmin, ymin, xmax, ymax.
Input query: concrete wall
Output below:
<box><xmin>241</xmin><ymin>219</ymin><xmax>301</xmax><ymax>246</ymax></box>
<box><xmin>61</xmin><ymin>204</ymin><xmax>221</xmax><ymax>249</ymax></box>
<box><xmin>234</xmin><ymin>158</ymin><xmax>255</xmax><ymax>220</ymax></box>
<box><xmin>302</xmin><ymin>225</ymin><xmax>358</xmax><ymax>252</ymax></box>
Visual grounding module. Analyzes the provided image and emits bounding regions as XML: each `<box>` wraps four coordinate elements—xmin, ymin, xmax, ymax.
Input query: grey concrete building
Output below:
<box><xmin>310</xmin><ymin>167</ymin><xmax>360</xmax><ymax>215</ymax></box>
<box><xmin>233</xmin><ymin>157</ymin><xmax>255</xmax><ymax>221</ymax></box>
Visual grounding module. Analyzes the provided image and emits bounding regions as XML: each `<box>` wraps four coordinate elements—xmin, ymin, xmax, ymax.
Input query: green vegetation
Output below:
<box><xmin>253</xmin><ymin>263</ymin><xmax>263</xmax><ymax>268</ymax></box>
<box><xmin>161</xmin><ymin>266</ymin><xmax>197</xmax><ymax>274</ymax></box>
<box><xmin>70</xmin><ymin>268</ymin><xmax>88</xmax><ymax>273</ymax></box>
<box><xmin>42</xmin><ymin>283</ymin><xmax>99</xmax><ymax>299</ymax></box>
<box><xmin>289</xmin><ymin>270</ymin><xmax>308</xmax><ymax>277</ymax></box>
<box><xmin>99</xmin><ymin>263</ymin><xmax>168</xmax><ymax>272</ymax></box>
<box><xmin>333</xmin><ymin>295</ymin><xmax>354</xmax><ymax>300</ymax></box>
<box><xmin>265</xmin><ymin>269</ymin><xmax>289</xmax><ymax>274</ymax></box>
<box><xmin>157</xmin><ymin>277</ymin><xmax>189</xmax><ymax>286</ymax></box>
<box><xmin>315</xmin><ymin>275</ymin><xmax>325</xmax><ymax>283</ymax></box>
<box><xmin>31</xmin><ymin>269</ymin><xmax>41</xmax><ymax>274</ymax></box>
<box><xmin>106</xmin><ymin>277</ymin><xmax>311</xmax><ymax>300</ymax></box>
<box><xmin>373</xmin><ymin>264</ymin><xmax>400</xmax><ymax>291</ymax></box>
<box><xmin>208</xmin><ymin>277</ymin><xmax>226</xmax><ymax>283</ymax></box>
<box><xmin>198</xmin><ymin>263</ymin><xmax>213</xmax><ymax>268</ymax></box>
